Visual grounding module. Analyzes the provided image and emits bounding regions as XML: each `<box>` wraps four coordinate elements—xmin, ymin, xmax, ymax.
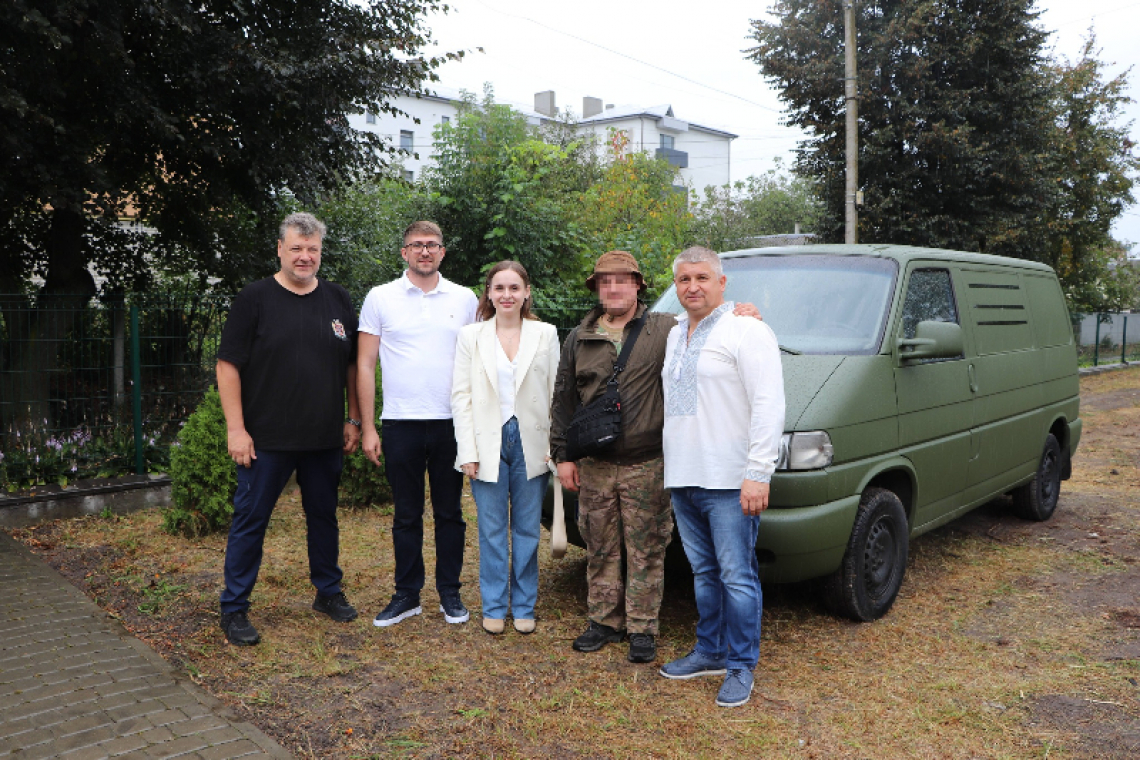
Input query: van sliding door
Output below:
<box><xmin>958</xmin><ymin>267</ymin><xmax>1043</xmax><ymax>501</ymax></box>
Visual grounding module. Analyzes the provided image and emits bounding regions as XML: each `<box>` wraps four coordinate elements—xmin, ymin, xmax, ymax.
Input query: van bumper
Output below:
<box><xmin>758</xmin><ymin>493</ymin><xmax>862</xmax><ymax>583</ymax></box>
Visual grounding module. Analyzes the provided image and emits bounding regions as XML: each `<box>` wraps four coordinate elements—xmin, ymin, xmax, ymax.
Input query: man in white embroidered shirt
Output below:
<box><xmin>658</xmin><ymin>246</ymin><xmax>785</xmax><ymax>709</ymax></box>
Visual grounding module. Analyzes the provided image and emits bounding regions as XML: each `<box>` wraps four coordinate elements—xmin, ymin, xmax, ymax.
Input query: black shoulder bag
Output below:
<box><xmin>564</xmin><ymin>314</ymin><xmax>646</xmax><ymax>462</ymax></box>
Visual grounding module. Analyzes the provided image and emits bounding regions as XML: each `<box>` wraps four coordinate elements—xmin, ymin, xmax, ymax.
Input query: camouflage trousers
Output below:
<box><xmin>577</xmin><ymin>456</ymin><xmax>673</xmax><ymax>635</ymax></box>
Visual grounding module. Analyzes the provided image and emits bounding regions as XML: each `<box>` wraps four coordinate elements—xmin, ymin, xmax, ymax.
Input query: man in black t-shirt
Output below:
<box><xmin>215</xmin><ymin>212</ymin><xmax>362</xmax><ymax>646</ymax></box>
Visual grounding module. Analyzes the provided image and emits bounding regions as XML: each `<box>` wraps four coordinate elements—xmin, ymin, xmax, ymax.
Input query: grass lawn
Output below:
<box><xmin>12</xmin><ymin>367</ymin><xmax>1140</xmax><ymax>759</ymax></box>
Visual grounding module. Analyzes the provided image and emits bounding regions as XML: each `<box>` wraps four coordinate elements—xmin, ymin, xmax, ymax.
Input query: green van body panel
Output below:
<box><xmin>715</xmin><ymin>245</ymin><xmax>1080</xmax><ymax>585</ymax></box>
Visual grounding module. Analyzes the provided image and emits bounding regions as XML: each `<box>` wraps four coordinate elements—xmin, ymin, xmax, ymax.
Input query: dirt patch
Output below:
<box><xmin>1029</xmin><ymin>694</ymin><xmax>1140</xmax><ymax>759</ymax></box>
<box><xmin>1075</xmin><ymin>385</ymin><xmax>1140</xmax><ymax>414</ymax></box>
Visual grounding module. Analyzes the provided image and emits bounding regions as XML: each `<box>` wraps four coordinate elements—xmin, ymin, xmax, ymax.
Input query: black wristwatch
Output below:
<box><xmin>346</xmin><ymin>418</ymin><xmax>361</xmax><ymax>428</ymax></box>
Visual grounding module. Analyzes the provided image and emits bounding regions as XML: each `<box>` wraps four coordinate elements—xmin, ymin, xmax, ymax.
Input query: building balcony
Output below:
<box><xmin>655</xmin><ymin>147</ymin><xmax>688</xmax><ymax>169</ymax></box>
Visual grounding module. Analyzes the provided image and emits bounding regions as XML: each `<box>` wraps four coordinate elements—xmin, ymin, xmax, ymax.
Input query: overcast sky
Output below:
<box><xmin>422</xmin><ymin>0</ymin><xmax>1140</xmax><ymax>252</ymax></box>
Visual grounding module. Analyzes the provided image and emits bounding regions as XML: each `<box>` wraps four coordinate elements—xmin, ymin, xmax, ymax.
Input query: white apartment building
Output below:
<box><xmin>348</xmin><ymin>87</ymin><xmax>464</xmax><ymax>183</ymax></box>
<box><xmin>349</xmin><ymin>87</ymin><xmax>736</xmax><ymax>193</ymax></box>
<box><xmin>535</xmin><ymin>91</ymin><xmax>736</xmax><ymax>193</ymax></box>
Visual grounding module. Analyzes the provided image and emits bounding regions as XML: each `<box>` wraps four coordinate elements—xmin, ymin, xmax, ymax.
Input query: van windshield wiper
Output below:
<box><xmin>780</xmin><ymin>345</ymin><xmax>802</xmax><ymax>355</ymax></box>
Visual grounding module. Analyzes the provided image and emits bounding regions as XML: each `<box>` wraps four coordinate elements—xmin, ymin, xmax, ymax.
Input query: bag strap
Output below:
<box><xmin>607</xmin><ymin>312</ymin><xmax>647</xmax><ymax>386</ymax></box>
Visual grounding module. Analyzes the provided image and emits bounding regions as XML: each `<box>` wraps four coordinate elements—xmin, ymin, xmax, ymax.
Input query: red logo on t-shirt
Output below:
<box><xmin>331</xmin><ymin>319</ymin><xmax>347</xmax><ymax>340</ymax></box>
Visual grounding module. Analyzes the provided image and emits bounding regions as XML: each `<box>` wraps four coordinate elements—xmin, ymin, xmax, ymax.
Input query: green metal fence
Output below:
<box><xmin>0</xmin><ymin>293</ymin><xmax>230</xmax><ymax>488</ymax></box>
<box><xmin>1073</xmin><ymin>312</ymin><xmax>1140</xmax><ymax>367</ymax></box>
<box><xmin>0</xmin><ymin>290</ymin><xmax>597</xmax><ymax>490</ymax></box>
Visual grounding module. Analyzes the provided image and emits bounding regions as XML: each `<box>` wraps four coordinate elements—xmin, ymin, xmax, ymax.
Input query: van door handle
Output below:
<box><xmin>968</xmin><ymin>364</ymin><xmax>978</xmax><ymax>393</ymax></box>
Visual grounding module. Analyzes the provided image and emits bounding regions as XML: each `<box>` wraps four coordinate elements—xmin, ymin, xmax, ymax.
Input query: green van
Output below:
<box><xmin>547</xmin><ymin>244</ymin><xmax>1082</xmax><ymax>622</ymax></box>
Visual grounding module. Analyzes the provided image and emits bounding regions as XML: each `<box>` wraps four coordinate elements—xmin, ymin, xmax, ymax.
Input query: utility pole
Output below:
<box><xmin>844</xmin><ymin>0</ymin><xmax>858</xmax><ymax>244</ymax></box>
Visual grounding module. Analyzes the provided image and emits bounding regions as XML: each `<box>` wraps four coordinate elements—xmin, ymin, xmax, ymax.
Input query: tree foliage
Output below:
<box><xmin>749</xmin><ymin>0</ymin><xmax>1056</xmax><ymax>257</ymax></box>
<box><xmin>422</xmin><ymin>88</ymin><xmax>594</xmax><ymax>289</ymax></box>
<box><xmin>1</xmin><ymin>0</ymin><xmax>455</xmax><ymax>294</ymax></box>
<box><xmin>1</xmin><ymin>0</ymin><xmax>454</xmax><ymax>428</ymax></box>
<box><xmin>689</xmin><ymin>163</ymin><xmax>824</xmax><ymax>252</ymax></box>
<box><xmin>574</xmin><ymin>147</ymin><xmax>691</xmax><ymax>296</ymax></box>
<box><xmin>1043</xmin><ymin>37</ymin><xmax>1139</xmax><ymax>311</ymax></box>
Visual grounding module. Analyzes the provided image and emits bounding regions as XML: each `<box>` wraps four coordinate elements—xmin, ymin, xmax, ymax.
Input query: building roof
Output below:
<box><xmin>578</xmin><ymin>103</ymin><xmax>738</xmax><ymax>139</ymax></box>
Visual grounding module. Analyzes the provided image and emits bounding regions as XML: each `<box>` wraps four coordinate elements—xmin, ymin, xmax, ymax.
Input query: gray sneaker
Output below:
<box><xmin>659</xmin><ymin>649</ymin><xmax>727</xmax><ymax>680</ymax></box>
<box><xmin>716</xmin><ymin>669</ymin><xmax>755</xmax><ymax>708</ymax></box>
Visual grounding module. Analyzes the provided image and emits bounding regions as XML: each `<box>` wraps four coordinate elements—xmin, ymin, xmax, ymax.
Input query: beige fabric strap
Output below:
<box><xmin>548</xmin><ymin>459</ymin><xmax>567</xmax><ymax>559</ymax></box>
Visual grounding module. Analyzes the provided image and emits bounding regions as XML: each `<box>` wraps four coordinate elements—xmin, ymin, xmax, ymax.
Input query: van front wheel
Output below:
<box><xmin>823</xmin><ymin>487</ymin><xmax>909</xmax><ymax>622</ymax></box>
<box><xmin>1012</xmin><ymin>434</ymin><xmax>1062</xmax><ymax>522</ymax></box>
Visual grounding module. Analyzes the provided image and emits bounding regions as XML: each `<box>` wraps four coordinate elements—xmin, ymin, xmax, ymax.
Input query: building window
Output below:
<box><xmin>403</xmin><ymin>169</ymin><xmax>414</xmax><ymax>183</ymax></box>
<box><xmin>365</xmin><ymin>111</ymin><xmax>376</xmax><ymax>125</ymax></box>
<box><xmin>660</xmin><ymin>134</ymin><xmax>675</xmax><ymax>150</ymax></box>
<box><xmin>400</xmin><ymin>130</ymin><xmax>414</xmax><ymax>152</ymax></box>
<box><xmin>441</xmin><ymin>116</ymin><xmax>450</xmax><ymax>125</ymax></box>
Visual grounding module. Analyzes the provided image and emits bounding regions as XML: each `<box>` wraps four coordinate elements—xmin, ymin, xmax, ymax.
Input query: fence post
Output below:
<box><xmin>130</xmin><ymin>304</ymin><xmax>144</xmax><ymax>475</ymax></box>
<box><xmin>1094</xmin><ymin>316</ymin><xmax>1101</xmax><ymax>367</ymax></box>
<box><xmin>1123</xmin><ymin>314</ymin><xmax>1129</xmax><ymax>365</ymax></box>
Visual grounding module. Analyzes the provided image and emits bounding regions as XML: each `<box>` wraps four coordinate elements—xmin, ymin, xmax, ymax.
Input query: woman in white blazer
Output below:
<box><xmin>452</xmin><ymin>261</ymin><xmax>560</xmax><ymax>635</ymax></box>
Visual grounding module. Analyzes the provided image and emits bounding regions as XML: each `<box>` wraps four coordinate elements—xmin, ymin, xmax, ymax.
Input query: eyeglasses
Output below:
<box><xmin>404</xmin><ymin>241</ymin><xmax>443</xmax><ymax>253</ymax></box>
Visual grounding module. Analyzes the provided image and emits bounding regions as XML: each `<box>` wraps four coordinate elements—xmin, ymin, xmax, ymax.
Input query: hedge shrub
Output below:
<box><xmin>164</xmin><ymin>386</ymin><xmax>235</xmax><ymax>536</ymax></box>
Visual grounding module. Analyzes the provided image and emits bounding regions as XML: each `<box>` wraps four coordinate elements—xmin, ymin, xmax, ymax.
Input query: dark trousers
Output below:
<box><xmin>381</xmin><ymin>419</ymin><xmax>466</xmax><ymax>597</ymax></box>
<box><xmin>220</xmin><ymin>448</ymin><xmax>344</xmax><ymax>613</ymax></box>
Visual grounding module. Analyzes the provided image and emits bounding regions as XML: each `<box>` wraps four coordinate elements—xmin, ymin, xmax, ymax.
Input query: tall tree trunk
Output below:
<box><xmin>9</xmin><ymin>205</ymin><xmax>97</xmax><ymax>430</ymax></box>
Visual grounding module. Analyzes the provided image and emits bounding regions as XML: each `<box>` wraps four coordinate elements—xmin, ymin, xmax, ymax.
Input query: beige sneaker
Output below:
<box><xmin>482</xmin><ymin>618</ymin><xmax>505</xmax><ymax>635</ymax></box>
<box><xmin>513</xmin><ymin>618</ymin><xmax>536</xmax><ymax>634</ymax></box>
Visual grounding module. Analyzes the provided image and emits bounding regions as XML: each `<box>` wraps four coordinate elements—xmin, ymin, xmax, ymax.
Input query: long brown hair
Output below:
<box><xmin>477</xmin><ymin>261</ymin><xmax>539</xmax><ymax>322</ymax></box>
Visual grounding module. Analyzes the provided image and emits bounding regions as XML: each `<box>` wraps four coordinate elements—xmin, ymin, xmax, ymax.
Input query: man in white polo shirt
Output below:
<box><xmin>658</xmin><ymin>246</ymin><xmax>785</xmax><ymax>709</ymax></box>
<box><xmin>357</xmin><ymin>221</ymin><xmax>479</xmax><ymax>627</ymax></box>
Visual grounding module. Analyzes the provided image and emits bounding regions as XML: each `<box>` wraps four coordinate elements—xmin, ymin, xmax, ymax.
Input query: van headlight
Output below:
<box><xmin>776</xmin><ymin>431</ymin><xmax>834</xmax><ymax>471</ymax></box>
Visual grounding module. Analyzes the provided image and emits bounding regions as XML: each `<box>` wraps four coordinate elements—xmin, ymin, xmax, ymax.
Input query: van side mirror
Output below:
<box><xmin>897</xmin><ymin>320</ymin><xmax>963</xmax><ymax>362</ymax></box>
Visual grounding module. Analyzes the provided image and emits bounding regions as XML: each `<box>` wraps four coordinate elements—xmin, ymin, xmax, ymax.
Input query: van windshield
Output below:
<box><xmin>652</xmin><ymin>254</ymin><xmax>898</xmax><ymax>355</ymax></box>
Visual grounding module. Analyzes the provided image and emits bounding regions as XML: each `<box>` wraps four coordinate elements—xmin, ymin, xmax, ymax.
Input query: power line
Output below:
<box><xmin>1047</xmin><ymin>1</ymin><xmax>1140</xmax><ymax>30</ymax></box>
<box><xmin>467</xmin><ymin>0</ymin><xmax>783</xmax><ymax>114</ymax></box>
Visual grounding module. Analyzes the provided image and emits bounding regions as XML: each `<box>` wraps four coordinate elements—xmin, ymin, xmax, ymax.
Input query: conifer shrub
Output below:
<box><xmin>164</xmin><ymin>386</ymin><xmax>235</xmax><ymax>536</ymax></box>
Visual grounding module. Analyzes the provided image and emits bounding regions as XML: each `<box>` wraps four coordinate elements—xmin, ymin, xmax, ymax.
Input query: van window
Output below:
<box><xmin>900</xmin><ymin>268</ymin><xmax>961</xmax><ymax>348</ymax></box>
<box><xmin>652</xmin><ymin>255</ymin><xmax>897</xmax><ymax>355</ymax></box>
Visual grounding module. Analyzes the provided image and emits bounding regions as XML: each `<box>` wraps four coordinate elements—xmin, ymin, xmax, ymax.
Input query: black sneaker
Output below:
<box><xmin>628</xmin><ymin>632</ymin><xmax>657</xmax><ymax>663</ymax></box>
<box><xmin>313</xmin><ymin>592</ymin><xmax>358</xmax><ymax>622</ymax></box>
<box><xmin>373</xmin><ymin>593</ymin><xmax>422</xmax><ymax>627</ymax></box>
<box><xmin>439</xmin><ymin>592</ymin><xmax>470</xmax><ymax>624</ymax></box>
<box><xmin>220</xmin><ymin>610</ymin><xmax>260</xmax><ymax>646</ymax></box>
<box><xmin>572</xmin><ymin>621</ymin><xmax>625</xmax><ymax>653</ymax></box>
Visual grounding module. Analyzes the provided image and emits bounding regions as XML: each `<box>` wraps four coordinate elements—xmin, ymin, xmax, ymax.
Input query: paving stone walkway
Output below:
<box><xmin>0</xmin><ymin>533</ymin><xmax>292</xmax><ymax>759</ymax></box>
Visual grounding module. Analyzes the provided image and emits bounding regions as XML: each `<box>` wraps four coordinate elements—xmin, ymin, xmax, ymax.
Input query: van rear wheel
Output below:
<box><xmin>1012</xmin><ymin>433</ymin><xmax>1062</xmax><ymax>522</ymax></box>
<box><xmin>823</xmin><ymin>487</ymin><xmax>909</xmax><ymax>622</ymax></box>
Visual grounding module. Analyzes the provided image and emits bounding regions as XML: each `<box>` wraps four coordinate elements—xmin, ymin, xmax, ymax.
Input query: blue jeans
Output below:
<box><xmin>469</xmin><ymin>418</ymin><xmax>548</xmax><ymax>619</ymax></box>
<box><xmin>670</xmin><ymin>487</ymin><xmax>762</xmax><ymax>670</ymax></box>
<box><xmin>221</xmin><ymin>448</ymin><xmax>344</xmax><ymax>613</ymax></box>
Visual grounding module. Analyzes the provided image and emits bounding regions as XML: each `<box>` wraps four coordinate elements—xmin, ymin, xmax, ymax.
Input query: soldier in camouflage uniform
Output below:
<box><xmin>551</xmin><ymin>253</ymin><xmax>761</xmax><ymax>663</ymax></box>
<box><xmin>550</xmin><ymin>251</ymin><xmax>676</xmax><ymax>664</ymax></box>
